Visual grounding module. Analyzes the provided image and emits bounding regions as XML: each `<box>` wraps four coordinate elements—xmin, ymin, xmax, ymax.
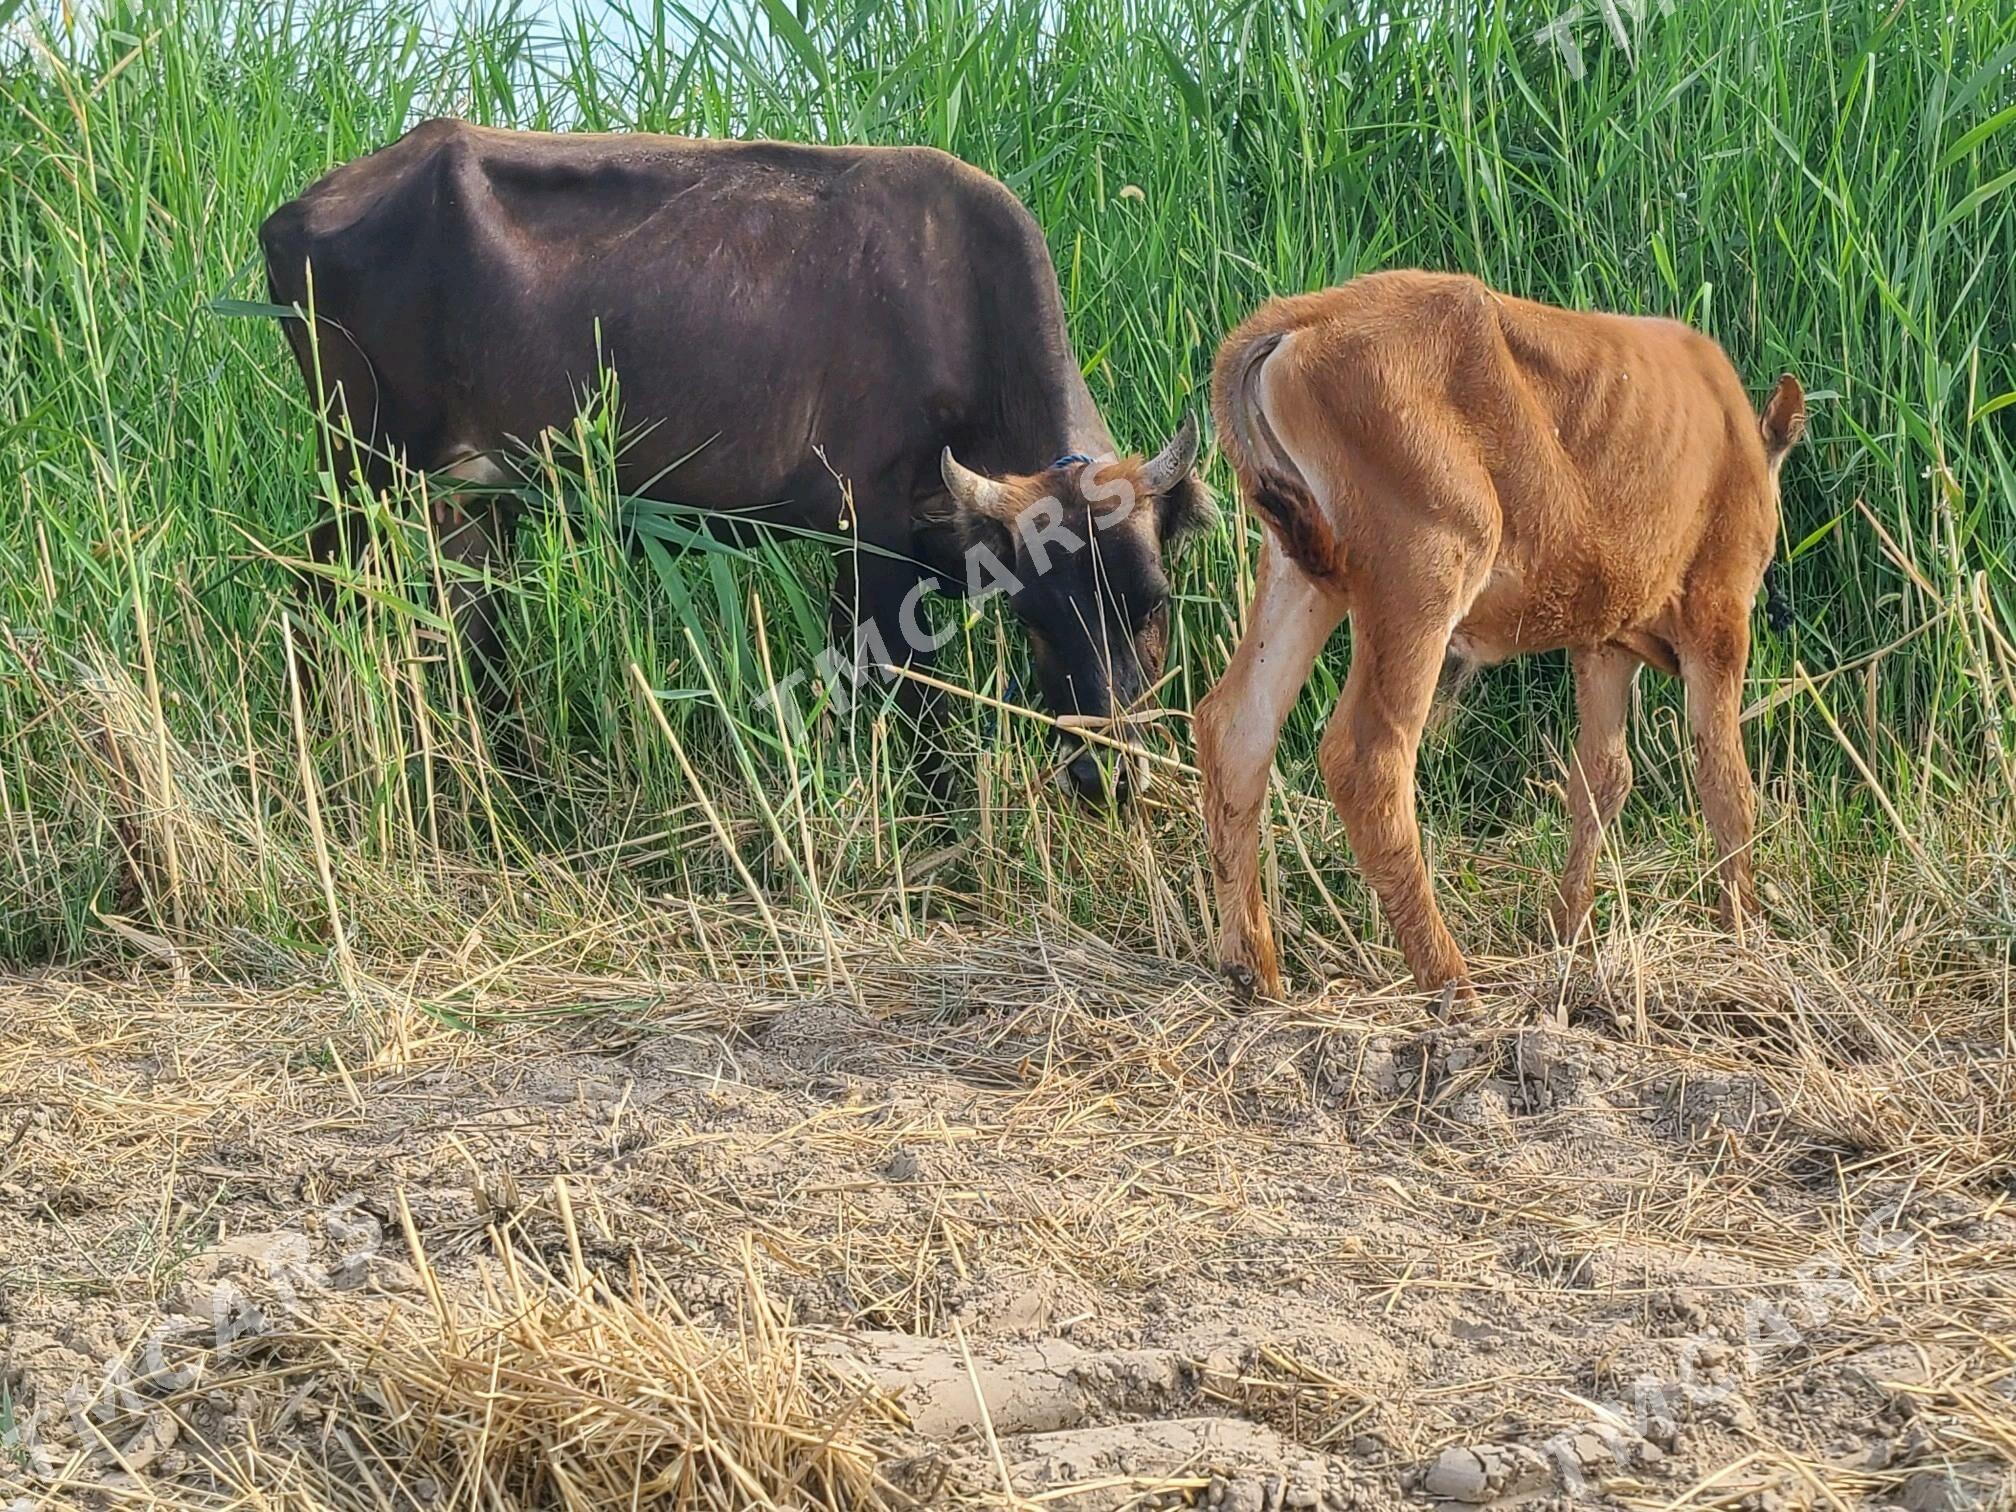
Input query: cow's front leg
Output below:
<box><xmin>427</xmin><ymin>455</ymin><xmax>520</xmax><ymax>715</ymax></box>
<box><xmin>1195</xmin><ymin>542</ymin><xmax>1346</xmax><ymax>1001</ymax></box>
<box><xmin>827</xmin><ymin>550</ymin><xmax>957</xmax><ymax>796</ymax></box>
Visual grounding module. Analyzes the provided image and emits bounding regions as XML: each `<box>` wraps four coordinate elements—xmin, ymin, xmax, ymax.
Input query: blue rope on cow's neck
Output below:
<box><xmin>1050</xmin><ymin>452</ymin><xmax>1093</xmax><ymax>469</ymax></box>
<box><xmin>982</xmin><ymin>676</ymin><xmax>1021</xmax><ymax>740</ymax></box>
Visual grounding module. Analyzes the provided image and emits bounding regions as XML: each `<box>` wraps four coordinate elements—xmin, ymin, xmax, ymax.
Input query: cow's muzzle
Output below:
<box><xmin>1059</xmin><ymin>740</ymin><xmax>1138</xmax><ymax>807</ymax></box>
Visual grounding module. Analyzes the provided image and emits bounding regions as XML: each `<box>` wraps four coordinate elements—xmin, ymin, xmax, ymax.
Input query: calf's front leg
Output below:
<box><xmin>1195</xmin><ymin>544</ymin><xmax>1345</xmax><ymax>999</ymax></box>
<box><xmin>1679</xmin><ymin>611</ymin><xmax>1763</xmax><ymax>938</ymax></box>
<box><xmin>1552</xmin><ymin>645</ymin><xmax>1638</xmax><ymax>944</ymax></box>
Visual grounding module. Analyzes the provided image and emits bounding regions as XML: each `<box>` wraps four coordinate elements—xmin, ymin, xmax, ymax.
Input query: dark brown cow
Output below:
<box><xmin>261</xmin><ymin>119</ymin><xmax>1211</xmax><ymax>797</ymax></box>
<box><xmin>1198</xmin><ymin>271</ymin><xmax>1805</xmax><ymax>1001</ymax></box>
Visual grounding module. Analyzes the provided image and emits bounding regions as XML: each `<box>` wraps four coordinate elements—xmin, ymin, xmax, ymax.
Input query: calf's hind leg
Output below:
<box><xmin>1196</xmin><ymin>543</ymin><xmax>1346</xmax><ymax>999</ymax></box>
<box><xmin>1318</xmin><ymin>562</ymin><xmax>1478</xmax><ymax>997</ymax></box>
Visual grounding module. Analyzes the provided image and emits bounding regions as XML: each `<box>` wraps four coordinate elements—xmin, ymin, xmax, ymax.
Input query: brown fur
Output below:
<box><xmin>263</xmin><ymin>119</ymin><xmax>1201</xmax><ymax>759</ymax></box>
<box><xmin>1197</xmin><ymin>270</ymin><xmax>1805</xmax><ymax>1001</ymax></box>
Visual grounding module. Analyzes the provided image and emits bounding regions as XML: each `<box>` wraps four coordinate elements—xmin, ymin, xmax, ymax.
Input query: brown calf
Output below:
<box><xmin>1196</xmin><ymin>270</ymin><xmax>1806</xmax><ymax>1000</ymax></box>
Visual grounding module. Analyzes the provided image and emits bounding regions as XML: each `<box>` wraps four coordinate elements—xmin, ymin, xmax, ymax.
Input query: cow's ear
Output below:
<box><xmin>949</xmin><ymin>507</ymin><xmax>1017</xmax><ymax>569</ymax></box>
<box><xmin>1157</xmin><ymin>470</ymin><xmax>1218</xmax><ymax>544</ymax></box>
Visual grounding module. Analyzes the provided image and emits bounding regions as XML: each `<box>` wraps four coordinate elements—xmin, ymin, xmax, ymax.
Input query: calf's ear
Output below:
<box><xmin>1760</xmin><ymin>374</ymin><xmax>1807</xmax><ymax>461</ymax></box>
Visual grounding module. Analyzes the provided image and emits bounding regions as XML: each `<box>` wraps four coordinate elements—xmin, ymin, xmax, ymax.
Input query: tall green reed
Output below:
<box><xmin>1</xmin><ymin>0</ymin><xmax>2010</xmax><ymax>969</ymax></box>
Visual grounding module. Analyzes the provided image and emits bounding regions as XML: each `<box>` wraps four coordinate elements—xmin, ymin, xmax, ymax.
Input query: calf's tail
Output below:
<box><xmin>1763</xmin><ymin>560</ymin><xmax>1793</xmax><ymax>634</ymax></box>
<box><xmin>1211</xmin><ymin>326</ymin><xmax>1344</xmax><ymax>586</ymax></box>
<box><xmin>1757</xmin><ymin>374</ymin><xmax>1807</xmax><ymax>634</ymax></box>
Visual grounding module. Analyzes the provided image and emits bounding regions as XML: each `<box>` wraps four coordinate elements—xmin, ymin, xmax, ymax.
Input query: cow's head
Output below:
<box><xmin>937</xmin><ymin>417</ymin><xmax>1213</xmax><ymax>803</ymax></box>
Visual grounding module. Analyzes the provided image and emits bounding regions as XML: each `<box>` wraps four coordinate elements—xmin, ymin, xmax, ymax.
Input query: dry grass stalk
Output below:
<box><xmin>296</xmin><ymin>1223</ymin><xmax>910</xmax><ymax>1511</ymax></box>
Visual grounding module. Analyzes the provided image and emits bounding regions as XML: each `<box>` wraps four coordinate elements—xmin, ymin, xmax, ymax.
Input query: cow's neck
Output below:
<box><xmin>1057</xmin><ymin>382</ymin><xmax>1116</xmax><ymax>465</ymax></box>
<box><xmin>1021</xmin><ymin>342</ymin><xmax>1115</xmax><ymax>469</ymax></box>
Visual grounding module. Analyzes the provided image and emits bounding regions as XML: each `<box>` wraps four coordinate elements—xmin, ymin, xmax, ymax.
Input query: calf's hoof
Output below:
<box><xmin>1221</xmin><ymin>961</ymin><xmax>1260</xmax><ymax>1005</ymax></box>
<box><xmin>1547</xmin><ymin>896</ymin><xmax>1594</xmax><ymax>951</ymax></box>
<box><xmin>1427</xmin><ymin>977</ymin><xmax>1483</xmax><ymax>1022</ymax></box>
<box><xmin>1219</xmin><ymin>959</ymin><xmax>1283</xmax><ymax>1007</ymax></box>
<box><xmin>1720</xmin><ymin>910</ymin><xmax>1771</xmax><ymax>946</ymax></box>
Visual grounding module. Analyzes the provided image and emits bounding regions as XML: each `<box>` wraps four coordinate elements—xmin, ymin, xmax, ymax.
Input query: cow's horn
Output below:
<box><xmin>1140</xmin><ymin>413</ymin><xmax>1200</xmax><ymax>495</ymax></box>
<box><xmin>940</xmin><ymin>447</ymin><xmax>1010</xmax><ymax>518</ymax></box>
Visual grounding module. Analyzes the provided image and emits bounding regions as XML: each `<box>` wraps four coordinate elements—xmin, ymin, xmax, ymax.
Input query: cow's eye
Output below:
<box><xmin>1131</xmin><ymin>593</ymin><xmax>1169</xmax><ymax>631</ymax></box>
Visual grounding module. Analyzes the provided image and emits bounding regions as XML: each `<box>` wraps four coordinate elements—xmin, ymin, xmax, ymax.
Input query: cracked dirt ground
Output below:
<box><xmin>2</xmin><ymin>932</ymin><xmax>2012</xmax><ymax>1509</ymax></box>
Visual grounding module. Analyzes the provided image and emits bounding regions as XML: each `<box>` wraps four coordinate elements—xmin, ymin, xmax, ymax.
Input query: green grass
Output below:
<box><xmin>1</xmin><ymin>0</ymin><xmax>2012</xmax><ymax>982</ymax></box>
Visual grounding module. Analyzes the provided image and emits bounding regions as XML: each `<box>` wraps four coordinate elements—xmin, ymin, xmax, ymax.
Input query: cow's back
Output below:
<box><xmin>261</xmin><ymin>121</ymin><xmax>1089</xmax><ymax>526</ymax></box>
